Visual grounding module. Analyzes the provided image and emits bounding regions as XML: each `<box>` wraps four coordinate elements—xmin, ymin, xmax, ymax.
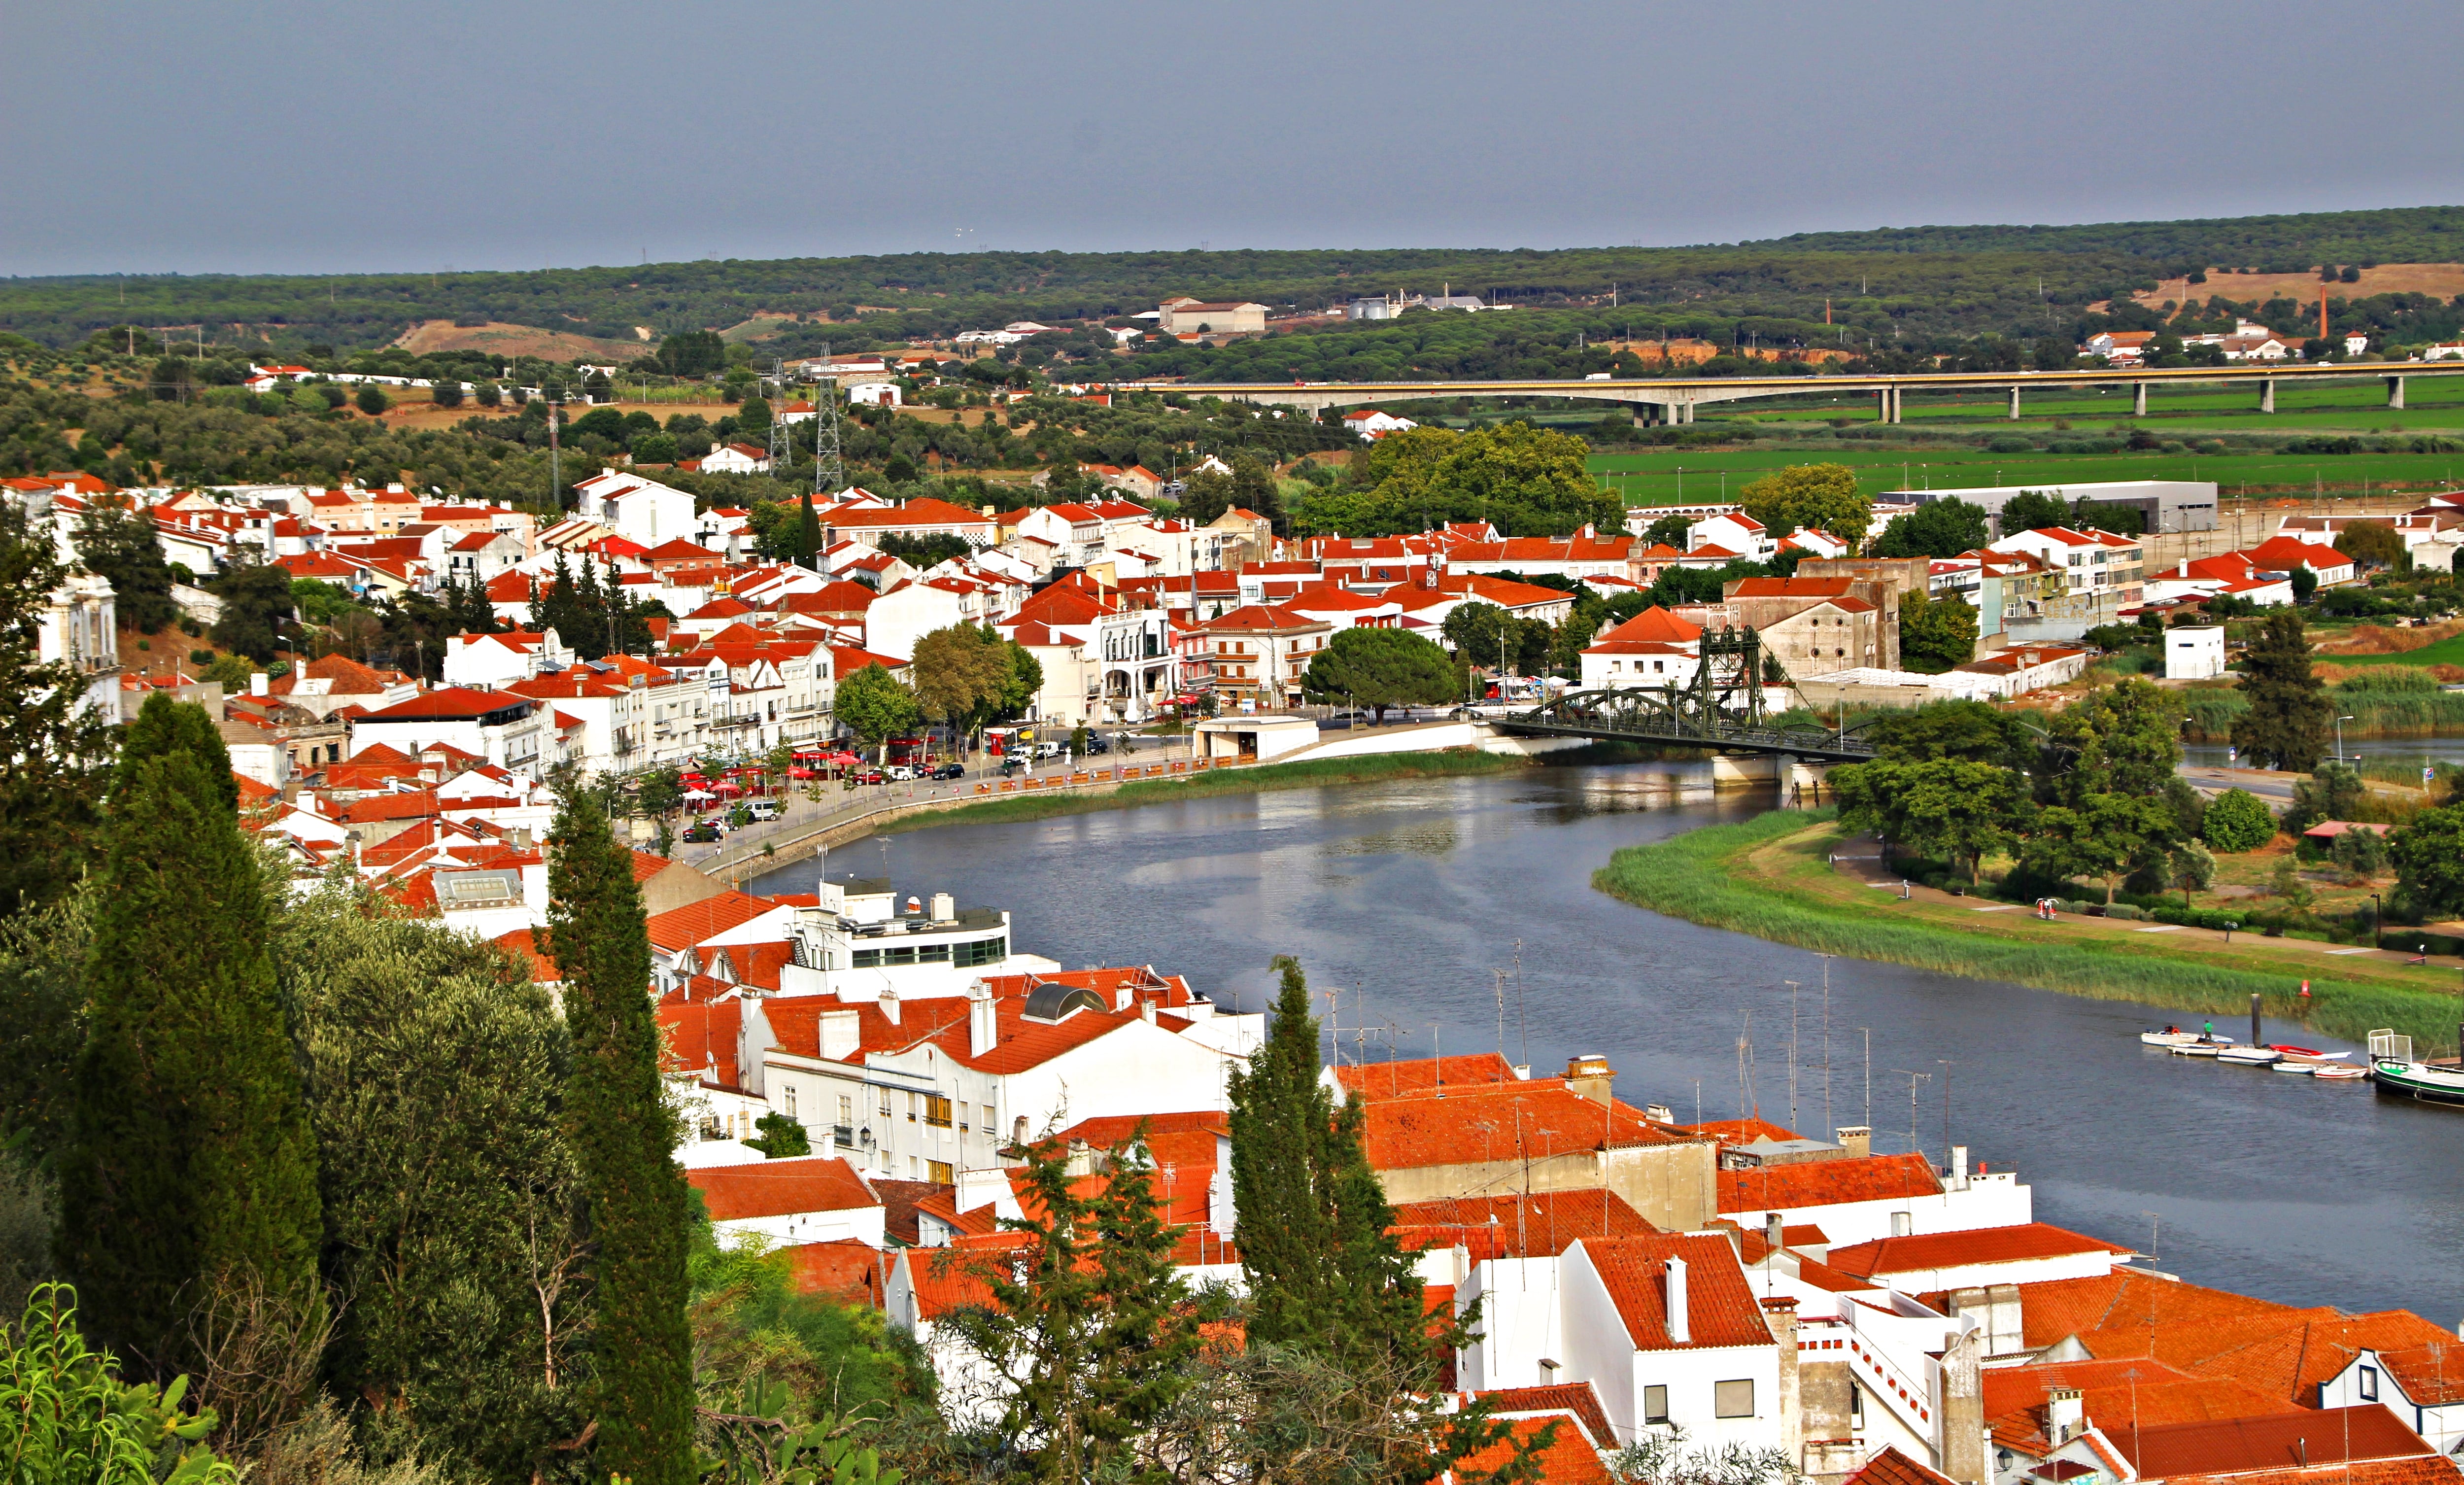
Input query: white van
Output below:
<box><xmin>745</xmin><ymin>799</ymin><xmax>781</xmax><ymax>822</ymax></box>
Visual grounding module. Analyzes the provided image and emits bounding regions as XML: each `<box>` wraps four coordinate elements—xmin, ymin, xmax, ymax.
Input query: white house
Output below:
<box><xmin>573</xmin><ymin>470</ymin><xmax>698</xmax><ymax>548</ymax></box>
<box><xmin>1339</xmin><ymin>409</ymin><xmax>1419</xmax><ymax>441</ymax></box>
<box><xmin>348</xmin><ymin>688</ymin><xmax>555</xmax><ymax>779</ymax></box>
<box><xmin>2163</xmin><ymin>625</ymin><xmax>2226</xmax><ymax>680</ymax></box>
<box><xmin>699</xmin><ymin>442</ymin><xmax>773</xmax><ymax>475</ymax></box>
<box><xmin>1688</xmin><ymin>512</ymin><xmax>1779</xmax><ymax>563</ymax></box>
<box><xmin>846</xmin><ymin>381</ymin><xmax>902</xmax><ymax>408</ymax></box>
<box><xmin>1459</xmin><ymin>1232</ymin><xmax>1790</xmax><ymax>1458</ymax></box>
<box><xmin>1580</xmin><ymin>606</ymin><xmax>1704</xmax><ymax>692</ymax></box>
<box><xmin>441</xmin><ymin>628</ymin><xmax>567</xmax><ymax>689</ymax></box>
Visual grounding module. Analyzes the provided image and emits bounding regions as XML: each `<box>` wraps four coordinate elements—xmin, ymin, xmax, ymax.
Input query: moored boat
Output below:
<box><xmin>2268</xmin><ymin>1044</ymin><xmax>2347</xmax><ymax>1060</ymax></box>
<box><xmin>2313</xmin><ymin>1065</ymin><xmax>2367</xmax><ymax>1080</ymax></box>
<box><xmin>2143</xmin><ymin>1026</ymin><xmax>2235</xmax><ymax>1048</ymax></box>
<box><xmin>2218</xmin><ymin>1045</ymin><xmax>2285</xmax><ymax>1066</ymax></box>
<box><xmin>2367</xmin><ymin>1029</ymin><xmax>2464</xmax><ymax>1105</ymax></box>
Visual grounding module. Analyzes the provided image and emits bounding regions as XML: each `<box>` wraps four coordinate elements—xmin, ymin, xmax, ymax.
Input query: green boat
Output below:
<box><xmin>2367</xmin><ymin>1029</ymin><xmax>2464</xmax><ymax>1106</ymax></box>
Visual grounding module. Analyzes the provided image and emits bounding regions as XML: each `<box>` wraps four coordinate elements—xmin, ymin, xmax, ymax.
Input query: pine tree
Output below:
<box><xmin>546</xmin><ymin>786</ymin><xmax>693</xmax><ymax>1485</ymax></box>
<box><xmin>56</xmin><ymin>693</ymin><xmax>322</xmax><ymax>1378</ymax></box>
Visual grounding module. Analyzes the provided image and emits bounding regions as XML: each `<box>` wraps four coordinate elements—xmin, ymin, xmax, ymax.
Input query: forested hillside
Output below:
<box><xmin>4</xmin><ymin>207</ymin><xmax>2457</xmax><ymax>366</ymax></box>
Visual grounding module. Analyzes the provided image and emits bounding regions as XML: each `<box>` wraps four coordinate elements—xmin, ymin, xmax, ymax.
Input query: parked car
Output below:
<box><xmin>1084</xmin><ymin>733</ymin><xmax>1112</xmax><ymax>755</ymax></box>
<box><xmin>854</xmin><ymin>769</ymin><xmax>887</xmax><ymax>785</ymax></box>
<box><xmin>1034</xmin><ymin>740</ymin><xmax>1065</xmax><ymax>760</ymax></box>
<box><xmin>931</xmin><ymin>762</ymin><xmax>966</xmax><ymax>780</ymax></box>
<box><xmin>746</xmin><ymin>799</ymin><xmax>781</xmax><ymax>822</ymax></box>
<box><xmin>886</xmin><ymin>764</ymin><xmax>916</xmax><ymax>782</ymax></box>
<box><xmin>681</xmin><ymin>822</ymin><xmax>722</xmax><ymax>843</ymax></box>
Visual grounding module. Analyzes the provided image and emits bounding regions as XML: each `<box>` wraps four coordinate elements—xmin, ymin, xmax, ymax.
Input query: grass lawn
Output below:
<box><xmin>1589</xmin><ymin>443</ymin><xmax>2464</xmax><ymax>505</ymax></box>
<box><xmin>1593</xmin><ymin>810</ymin><xmax>2464</xmax><ymax>1052</ymax></box>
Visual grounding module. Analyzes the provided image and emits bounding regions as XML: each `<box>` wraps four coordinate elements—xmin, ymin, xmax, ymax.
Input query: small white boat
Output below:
<box><xmin>2219</xmin><ymin>1045</ymin><xmax>2285</xmax><ymax>1066</ymax></box>
<box><xmin>2143</xmin><ymin>1029</ymin><xmax>2236</xmax><ymax>1047</ymax></box>
<box><xmin>2172</xmin><ymin>1042</ymin><xmax>2227</xmax><ymax>1058</ymax></box>
<box><xmin>2269</xmin><ymin>1044</ymin><xmax>2349</xmax><ymax>1060</ymax></box>
<box><xmin>2314</xmin><ymin>1065</ymin><xmax>2368</xmax><ymax>1080</ymax></box>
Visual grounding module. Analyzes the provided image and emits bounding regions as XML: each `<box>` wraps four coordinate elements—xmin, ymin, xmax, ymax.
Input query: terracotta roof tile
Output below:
<box><xmin>688</xmin><ymin>1156</ymin><xmax>879</xmax><ymax>1222</ymax></box>
<box><xmin>1844</xmin><ymin>1445</ymin><xmax>1964</xmax><ymax>1485</ymax></box>
<box><xmin>1827</xmin><ymin>1223</ymin><xmax>2128</xmax><ymax>1279</ymax></box>
<box><xmin>1580</xmin><ymin>1232</ymin><xmax>1773</xmax><ymax>1351</ymax></box>
<box><xmin>1717</xmin><ymin>1153</ymin><xmax>1944</xmax><ymax>1213</ymax></box>
<box><xmin>1474</xmin><ymin>1381</ymin><xmax>1616</xmax><ymax>1451</ymax></box>
<box><xmin>1451</xmin><ymin>1416</ymin><xmax>1611</xmax><ymax>1484</ymax></box>
<box><xmin>2117</xmin><ymin>1406</ymin><xmax>2438</xmax><ymax>1480</ymax></box>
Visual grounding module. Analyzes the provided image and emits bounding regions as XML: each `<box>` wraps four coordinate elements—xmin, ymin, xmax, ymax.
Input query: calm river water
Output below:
<box><xmin>753</xmin><ymin>761</ymin><xmax>2464</xmax><ymax>1319</ymax></box>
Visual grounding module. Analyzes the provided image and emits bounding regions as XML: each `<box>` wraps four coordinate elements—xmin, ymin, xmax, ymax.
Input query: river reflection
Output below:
<box><xmin>753</xmin><ymin>760</ymin><xmax>2464</xmax><ymax>1317</ymax></box>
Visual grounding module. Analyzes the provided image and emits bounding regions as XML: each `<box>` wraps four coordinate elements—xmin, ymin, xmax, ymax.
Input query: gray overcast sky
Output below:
<box><xmin>5</xmin><ymin>0</ymin><xmax>2459</xmax><ymax>278</ymax></box>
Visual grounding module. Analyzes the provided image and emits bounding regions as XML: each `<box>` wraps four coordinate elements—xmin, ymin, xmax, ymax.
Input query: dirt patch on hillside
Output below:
<box><xmin>392</xmin><ymin>319</ymin><xmax>650</xmax><ymax>361</ymax></box>
<box><xmin>2316</xmin><ymin>619</ymin><xmax>2464</xmax><ymax>656</ymax></box>
<box><xmin>2134</xmin><ymin>262</ymin><xmax>2464</xmax><ymax>316</ymax></box>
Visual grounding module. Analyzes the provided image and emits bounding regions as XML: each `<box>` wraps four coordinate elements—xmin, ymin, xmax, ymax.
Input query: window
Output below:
<box><xmin>879</xmin><ymin>1089</ymin><xmax>891</xmax><ymax>1118</ymax></box>
<box><xmin>927</xmin><ymin>1160</ymin><xmax>953</xmax><ymax>1183</ymax></box>
<box><xmin>838</xmin><ymin>1094</ymin><xmax>854</xmax><ymax>1125</ymax></box>
<box><xmin>782</xmin><ymin>1086</ymin><xmax>797</xmax><ymax>1118</ymax></box>
<box><xmin>984</xmin><ymin>1104</ymin><xmax>997</xmax><ymax>1131</ymax></box>
<box><xmin>1643</xmin><ymin>1385</ymin><xmax>1669</xmax><ymax>1425</ymax></box>
<box><xmin>1851</xmin><ymin>1385</ymin><xmax>1864</xmax><ymax>1429</ymax></box>
<box><xmin>2360</xmin><ymin>1365</ymin><xmax>2380</xmax><ymax>1401</ymax></box>
<box><xmin>956</xmin><ymin>935</ymin><xmax>1007</xmax><ymax>968</ymax></box>
<box><xmin>1713</xmin><ymin>1380</ymin><xmax>1754</xmax><ymax>1418</ymax></box>
<box><xmin>925</xmin><ymin>1095</ymin><xmax>953</xmax><ymax>1128</ymax></box>
<box><xmin>906</xmin><ymin>1092</ymin><xmax>919</xmax><ymax>1122</ymax></box>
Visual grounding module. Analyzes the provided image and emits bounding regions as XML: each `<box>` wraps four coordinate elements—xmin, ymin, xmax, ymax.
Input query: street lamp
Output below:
<box><xmin>2336</xmin><ymin>714</ymin><xmax>2355</xmax><ymax>764</ymax></box>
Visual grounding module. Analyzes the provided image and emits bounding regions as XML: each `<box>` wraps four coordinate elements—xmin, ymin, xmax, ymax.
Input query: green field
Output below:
<box><xmin>1589</xmin><ymin>443</ymin><xmax>2464</xmax><ymax>505</ymax></box>
<box><xmin>1735</xmin><ymin>377</ymin><xmax>2464</xmax><ymax>431</ymax></box>
<box><xmin>2327</xmin><ymin>636</ymin><xmax>2464</xmax><ymax>668</ymax></box>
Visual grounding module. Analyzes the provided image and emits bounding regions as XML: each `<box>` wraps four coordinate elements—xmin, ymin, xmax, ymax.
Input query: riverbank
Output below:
<box><xmin>1593</xmin><ymin>810</ymin><xmax>2464</xmax><ymax>1051</ymax></box>
<box><xmin>876</xmin><ymin>744</ymin><xmax>1668</xmax><ymax>836</ymax></box>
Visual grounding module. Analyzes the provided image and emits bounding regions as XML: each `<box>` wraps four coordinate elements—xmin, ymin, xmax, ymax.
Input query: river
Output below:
<box><xmin>753</xmin><ymin>760</ymin><xmax>2464</xmax><ymax>1320</ymax></box>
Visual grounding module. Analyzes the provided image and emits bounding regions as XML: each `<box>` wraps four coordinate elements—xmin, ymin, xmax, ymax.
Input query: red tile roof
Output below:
<box><xmin>1985</xmin><ymin>1359</ymin><xmax>2301</xmax><ymax>1452</ymax></box>
<box><xmin>1335</xmin><ymin>1053</ymin><xmax>1525</xmax><ymax>1097</ymax></box>
<box><xmin>644</xmin><ymin>890</ymin><xmax>777</xmax><ymax>953</ymax></box>
<box><xmin>1845</xmin><ymin>1446</ymin><xmax>1964</xmax><ymax>1485</ymax></box>
<box><xmin>1717</xmin><ymin>1153</ymin><xmax>1944</xmax><ymax>1213</ymax></box>
<box><xmin>1828</xmin><ymin>1223</ymin><xmax>2127</xmax><ymax>1278</ymax></box>
<box><xmin>1591</xmin><ymin>605</ymin><xmax>1703</xmax><ymax>645</ymax></box>
<box><xmin>1580</xmin><ymin>1232</ymin><xmax>1773</xmax><ymax>1351</ymax></box>
<box><xmin>1474</xmin><ymin>1381</ymin><xmax>1616</xmax><ymax>1450</ymax></box>
<box><xmin>1451</xmin><ymin>1415</ymin><xmax>1612</xmax><ymax>1484</ymax></box>
<box><xmin>1357</xmin><ymin>1080</ymin><xmax>1685</xmax><ymax>1172</ymax></box>
<box><xmin>1391</xmin><ymin>1190</ymin><xmax>1657</xmax><ymax>1258</ymax></box>
<box><xmin>782</xmin><ymin>1239</ymin><xmax>881</xmax><ymax>1306</ymax></box>
<box><xmin>2116</xmin><ymin>1406</ymin><xmax>2439</xmax><ymax>1481</ymax></box>
<box><xmin>688</xmin><ymin>1156</ymin><xmax>880</xmax><ymax>1222</ymax></box>
<box><xmin>2147</xmin><ymin>1459</ymin><xmax>2464</xmax><ymax>1485</ymax></box>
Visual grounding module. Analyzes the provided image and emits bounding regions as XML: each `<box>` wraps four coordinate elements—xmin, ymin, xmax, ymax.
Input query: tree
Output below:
<box><xmin>1300</xmin><ymin>628</ymin><xmax>1457</xmax><ymax>722</ymax></box>
<box><xmin>1997</xmin><ymin>490</ymin><xmax>2071</xmax><ymax>535</ymax></box>
<box><xmin>998</xmin><ymin>642</ymin><xmax>1043</xmax><ymax>721</ymax></box>
<box><xmin>938</xmin><ymin>1124</ymin><xmax>1201</xmax><ymax>1483</ymax></box>
<box><xmin>1641</xmin><ymin>513</ymin><xmax>1693</xmax><ymax>550</ymax></box>
<box><xmin>2026</xmin><ymin>793</ymin><xmax>2175</xmax><ymax>903</ymax></box>
<box><xmin>792</xmin><ymin>491</ymin><xmax>823</xmax><ymax>569</ymax></box>
<box><xmin>1230</xmin><ymin>956</ymin><xmax>1443</xmax><ymax>1378</ymax></box>
<box><xmin>2202</xmin><ymin>788</ymin><xmax>2276</xmax><ymax>852</ymax></box>
<box><xmin>354</xmin><ymin>384</ymin><xmax>389</xmax><ymax>416</ymax></box>
<box><xmin>2286</xmin><ymin>760</ymin><xmax>2365</xmax><ymax>835</ymax></box>
<box><xmin>1178</xmin><ymin>469</ymin><xmax>1233</xmax><ymax>525</ymax></box>
<box><xmin>1442</xmin><ymin>601</ymin><xmax>1539</xmax><ymax>676</ymax></box>
<box><xmin>1737</xmin><ymin>462</ymin><xmax>1870</xmax><ymax>546</ymax></box>
<box><xmin>2232</xmin><ymin>610</ymin><xmax>2331</xmax><ymax>771</ymax></box>
<box><xmin>1299</xmin><ymin>423</ymin><xmax>1617</xmax><ymax>539</ymax></box>
<box><xmin>73</xmin><ymin>499</ymin><xmax>178</xmax><ymax>633</ymax></box>
<box><xmin>279</xmin><ymin>884</ymin><xmax>587</xmax><ymax>1480</ymax></box>
<box><xmin>1898</xmin><ymin>589</ymin><xmax>1980</xmax><ymax>671</ymax></box>
<box><xmin>1229</xmin><ymin>455</ymin><xmax>1284</xmax><ymax>534</ymax></box>
<box><xmin>2392</xmin><ymin>805</ymin><xmax>2464</xmax><ymax>917</ymax></box>
<box><xmin>0</xmin><ymin>506</ymin><xmax>118</xmax><ymax>917</ymax></box>
<box><xmin>656</xmin><ymin>330</ymin><xmax>728</xmax><ymax>378</ymax></box>
<box><xmin>430</xmin><ymin>378</ymin><xmax>464</xmax><ymax>410</ymax></box>
<box><xmin>1866</xmin><ymin>699</ymin><xmax>2031</xmax><ymax>768</ymax></box>
<box><xmin>208</xmin><ymin>561</ymin><xmax>295</xmax><ymax>663</ymax></box>
<box><xmin>2334</xmin><ymin>519</ymin><xmax>2406</xmax><ymax>572</ymax></box>
<box><xmin>58</xmin><ymin>694</ymin><xmax>322</xmax><ymax>1379</ymax></box>
<box><xmin>546</xmin><ymin>785</ymin><xmax>693</xmax><ymax>1485</ymax></box>
<box><xmin>835</xmin><ymin>663</ymin><xmax>923</xmax><ymax>754</ymax></box>
<box><xmin>746</xmin><ymin>1112</ymin><xmax>813</xmax><ymax>1159</ymax></box>
<box><xmin>2291</xmin><ymin>566</ymin><xmax>2318</xmax><ymax>604</ymax></box>
<box><xmin>910</xmin><ymin>624</ymin><xmax>1014</xmax><ymax>737</ymax></box>
<box><xmin>738</xmin><ymin>396</ymin><xmax>773</xmax><ymax>435</ymax></box>
<box><xmin>1871</xmin><ymin>498</ymin><xmax>1990</xmax><ymax>559</ymax></box>
<box><xmin>1832</xmin><ymin>758</ymin><xmax>2025</xmax><ymax>881</ymax></box>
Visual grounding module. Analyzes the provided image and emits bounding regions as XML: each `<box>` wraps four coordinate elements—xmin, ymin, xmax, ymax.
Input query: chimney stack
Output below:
<box><xmin>880</xmin><ymin>986</ymin><xmax>901</xmax><ymax>1026</ymax></box>
<box><xmin>1892</xmin><ymin>1210</ymin><xmax>1912</xmax><ymax>1238</ymax></box>
<box><xmin>968</xmin><ymin>980</ymin><xmax>996</xmax><ymax>1058</ymax></box>
<box><xmin>1765</xmin><ymin>1212</ymin><xmax>1785</xmax><ymax>1253</ymax></box>
<box><xmin>1836</xmin><ymin>1125</ymin><xmax>1871</xmax><ymax>1159</ymax></box>
<box><xmin>2048</xmin><ymin>1387</ymin><xmax>2085</xmax><ymax>1444</ymax></box>
<box><xmin>1564</xmin><ymin>1054</ymin><xmax>1615</xmax><ymax>1106</ymax></box>
<box><xmin>1952</xmin><ymin>1144</ymin><xmax>1970</xmax><ymax>1191</ymax></box>
<box><xmin>1663</xmin><ymin>1257</ymin><xmax>1690</xmax><ymax>1344</ymax></box>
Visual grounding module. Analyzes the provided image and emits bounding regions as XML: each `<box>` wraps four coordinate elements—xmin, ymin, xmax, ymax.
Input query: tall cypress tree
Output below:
<box><xmin>2233</xmin><ymin>609</ymin><xmax>2332</xmax><ymax>771</ymax></box>
<box><xmin>57</xmin><ymin>693</ymin><xmax>322</xmax><ymax>1377</ymax></box>
<box><xmin>792</xmin><ymin>492</ymin><xmax>823</xmax><ymax>570</ymax></box>
<box><xmin>1227</xmin><ymin>954</ymin><xmax>1433</xmax><ymax>1372</ymax></box>
<box><xmin>546</xmin><ymin>786</ymin><xmax>692</xmax><ymax>1485</ymax></box>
